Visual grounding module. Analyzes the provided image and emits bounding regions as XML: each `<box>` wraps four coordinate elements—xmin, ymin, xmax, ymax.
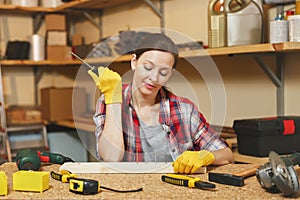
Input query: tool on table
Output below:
<box><xmin>161</xmin><ymin>174</ymin><xmax>216</xmax><ymax>190</ymax></box>
<box><xmin>0</xmin><ymin>171</ymin><xmax>7</xmax><ymax>196</ymax></box>
<box><xmin>13</xmin><ymin>171</ymin><xmax>49</xmax><ymax>193</ymax></box>
<box><xmin>16</xmin><ymin>149</ymin><xmax>74</xmax><ymax>171</ymax></box>
<box><xmin>70</xmin><ymin>51</ymin><xmax>98</xmax><ymax>75</ymax></box>
<box><xmin>51</xmin><ymin>170</ymin><xmax>143</xmax><ymax>195</ymax></box>
<box><xmin>208</xmin><ymin>164</ymin><xmax>260</xmax><ymax>187</ymax></box>
<box><xmin>256</xmin><ymin>151</ymin><xmax>300</xmax><ymax>197</ymax></box>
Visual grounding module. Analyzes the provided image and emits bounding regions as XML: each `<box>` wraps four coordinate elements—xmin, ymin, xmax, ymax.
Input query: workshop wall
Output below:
<box><xmin>0</xmin><ymin>0</ymin><xmax>300</xmax><ymax>127</ymax></box>
<box><xmin>73</xmin><ymin>0</ymin><xmax>300</xmax><ymax>126</ymax></box>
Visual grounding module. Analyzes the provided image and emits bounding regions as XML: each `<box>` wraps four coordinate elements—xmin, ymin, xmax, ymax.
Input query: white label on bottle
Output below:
<box><xmin>209</xmin><ymin>15</ymin><xmax>225</xmax><ymax>48</ymax></box>
<box><xmin>288</xmin><ymin>16</ymin><xmax>300</xmax><ymax>42</ymax></box>
<box><xmin>269</xmin><ymin>20</ymin><xmax>288</xmax><ymax>43</ymax></box>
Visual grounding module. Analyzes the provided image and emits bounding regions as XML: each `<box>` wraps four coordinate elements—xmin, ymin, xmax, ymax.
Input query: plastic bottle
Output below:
<box><xmin>208</xmin><ymin>0</ymin><xmax>226</xmax><ymax>48</ymax></box>
<box><xmin>269</xmin><ymin>14</ymin><xmax>288</xmax><ymax>43</ymax></box>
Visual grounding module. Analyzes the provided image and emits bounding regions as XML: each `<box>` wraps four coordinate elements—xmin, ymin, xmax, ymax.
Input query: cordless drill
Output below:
<box><xmin>16</xmin><ymin>149</ymin><xmax>74</xmax><ymax>171</ymax></box>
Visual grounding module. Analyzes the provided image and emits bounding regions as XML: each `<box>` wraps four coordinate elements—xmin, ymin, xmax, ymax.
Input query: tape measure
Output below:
<box><xmin>51</xmin><ymin>171</ymin><xmax>143</xmax><ymax>195</ymax></box>
<box><xmin>69</xmin><ymin>178</ymin><xmax>100</xmax><ymax>195</ymax></box>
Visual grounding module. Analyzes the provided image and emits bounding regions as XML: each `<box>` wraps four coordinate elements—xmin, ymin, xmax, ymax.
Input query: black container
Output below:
<box><xmin>233</xmin><ymin>116</ymin><xmax>300</xmax><ymax>157</ymax></box>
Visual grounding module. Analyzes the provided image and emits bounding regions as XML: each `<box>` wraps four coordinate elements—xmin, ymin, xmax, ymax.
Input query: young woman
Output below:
<box><xmin>88</xmin><ymin>33</ymin><xmax>234</xmax><ymax>174</ymax></box>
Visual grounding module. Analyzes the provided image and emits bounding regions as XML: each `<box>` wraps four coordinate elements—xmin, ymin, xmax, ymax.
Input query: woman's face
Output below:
<box><xmin>131</xmin><ymin>50</ymin><xmax>175</xmax><ymax>96</ymax></box>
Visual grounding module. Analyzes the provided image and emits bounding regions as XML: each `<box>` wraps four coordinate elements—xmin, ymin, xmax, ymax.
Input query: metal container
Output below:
<box><xmin>225</xmin><ymin>0</ymin><xmax>263</xmax><ymax>46</ymax></box>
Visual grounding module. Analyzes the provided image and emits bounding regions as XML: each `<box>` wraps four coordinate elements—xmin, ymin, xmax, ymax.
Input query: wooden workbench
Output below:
<box><xmin>0</xmin><ymin>162</ymin><xmax>299</xmax><ymax>199</ymax></box>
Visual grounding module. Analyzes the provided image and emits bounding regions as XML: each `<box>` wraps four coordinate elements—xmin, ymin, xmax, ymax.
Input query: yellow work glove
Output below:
<box><xmin>88</xmin><ymin>67</ymin><xmax>122</xmax><ymax>104</ymax></box>
<box><xmin>172</xmin><ymin>150</ymin><xmax>215</xmax><ymax>174</ymax></box>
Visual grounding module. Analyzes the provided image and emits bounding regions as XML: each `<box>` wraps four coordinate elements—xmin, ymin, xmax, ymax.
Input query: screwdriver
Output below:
<box><xmin>70</xmin><ymin>51</ymin><xmax>98</xmax><ymax>75</ymax></box>
<box><xmin>161</xmin><ymin>174</ymin><xmax>216</xmax><ymax>190</ymax></box>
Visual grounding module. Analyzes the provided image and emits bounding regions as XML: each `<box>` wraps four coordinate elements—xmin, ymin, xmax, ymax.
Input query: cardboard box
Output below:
<box><xmin>46</xmin><ymin>45</ymin><xmax>71</xmax><ymax>60</ymax></box>
<box><xmin>46</xmin><ymin>31</ymin><xmax>67</xmax><ymax>46</ymax></box>
<box><xmin>72</xmin><ymin>33</ymin><xmax>83</xmax><ymax>46</ymax></box>
<box><xmin>41</xmin><ymin>87</ymin><xmax>86</xmax><ymax>121</ymax></box>
<box><xmin>45</xmin><ymin>14</ymin><xmax>66</xmax><ymax>31</ymax></box>
<box><xmin>234</xmin><ymin>116</ymin><xmax>300</xmax><ymax>157</ymax></box>
<box><xmin>6</xmin><ymin>105</ymin><xmax>41</xmax><ymax>125</ymax></box>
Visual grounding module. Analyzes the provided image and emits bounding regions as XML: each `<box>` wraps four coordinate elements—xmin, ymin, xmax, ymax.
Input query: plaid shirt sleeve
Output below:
<box><xmin>93</xmin><ymin>94</ymin><xmax>106</xmax><ymax>159</ymax></box>
<box><xmin>190</xmin><ymin>104</ymin><xmax>228</xmax><ymax>151</ymax></box>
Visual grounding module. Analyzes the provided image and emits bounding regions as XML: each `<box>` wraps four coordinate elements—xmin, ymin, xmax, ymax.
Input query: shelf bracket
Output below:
<box><xmin>33</xmin><ymin>67</ymin><xmax>43</xmax><ymax>105</ymax></box>
<box><xmin>142</xmin><ymin>0</ymin><xmax>165</xmax><ymax>30</ymax></box>
<box><xmin>253</xmin><ymin>54</ymin><xmax>285</xmax><ymax>116</ymax></box>
<box><xmin>83</xmin><ymin>10</ymin><xmax>103</xmax><ymax>39</ymax></box>
<box><xmin>32</xmin><ymin>13</ymin><xmax>44</xmax><ymax>34</ymax></box>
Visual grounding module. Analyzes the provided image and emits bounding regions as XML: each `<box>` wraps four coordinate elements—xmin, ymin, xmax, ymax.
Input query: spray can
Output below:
<box><xmin>208</xmin><ymin>0</ymin><xmax>226</xmax><ymax>48</ymax></box>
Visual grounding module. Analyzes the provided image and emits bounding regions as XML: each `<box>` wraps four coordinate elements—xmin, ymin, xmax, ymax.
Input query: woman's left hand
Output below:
<box><xmin>172</xmin><ymin>150</ymin><xmax>215</xmax><ymax>174</ymax></box>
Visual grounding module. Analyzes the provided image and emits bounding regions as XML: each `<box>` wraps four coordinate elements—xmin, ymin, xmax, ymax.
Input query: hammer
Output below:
<box><xmin>208</xmin><ymin>164</ymin><xmax>260</xmax><ymax>187</ymax></box>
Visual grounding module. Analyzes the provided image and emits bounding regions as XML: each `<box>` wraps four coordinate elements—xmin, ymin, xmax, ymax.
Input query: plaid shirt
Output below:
<box><xmin>94</xmin><ymin>83</ymin><xmax>227</xmax><ymax>161</ymax></box>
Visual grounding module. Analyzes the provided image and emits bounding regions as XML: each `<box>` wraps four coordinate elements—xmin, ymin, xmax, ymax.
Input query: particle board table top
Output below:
<box><xmin>0</xmin><ymin>162</ymin><xmax>299</xmax><ymax>199</ymax></box>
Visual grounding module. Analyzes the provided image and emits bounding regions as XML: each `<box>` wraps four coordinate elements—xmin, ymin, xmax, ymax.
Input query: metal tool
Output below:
<box><xmin>256</xmin><ymin>151</ymin><xmax>300</xmax><ymax>197</ymax></box>
<box><xmin>208</xmin><ymin>164</ymin><xmax>260</xmax><ymax>187</ymax></box>
<box><xmin>70</xmin><ymin>51</ymin><xmax>98</xmax><ymax>75</ymax></box>
<box><xmin>16</xmin><ymin>149</ymin><xmax>74</xmax><ymax>171</ymax></box>
<box><xmin>161</xmin><ymin>174</ymin><xmax>216</xmax><ymax>190</ymax></box>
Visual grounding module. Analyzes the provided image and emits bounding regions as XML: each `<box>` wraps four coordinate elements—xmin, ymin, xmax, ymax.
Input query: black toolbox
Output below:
<box><xmin>233</xmin><ymin>116</ymin><xmax>300</xmax><ymax>157</ymax></box>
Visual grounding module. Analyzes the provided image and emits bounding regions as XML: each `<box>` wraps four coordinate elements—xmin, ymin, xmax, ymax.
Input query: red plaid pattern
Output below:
<box><xmin>94</xmin><ymin>84</ymin><xmax>227</xmax><ymax>161</ymax></box>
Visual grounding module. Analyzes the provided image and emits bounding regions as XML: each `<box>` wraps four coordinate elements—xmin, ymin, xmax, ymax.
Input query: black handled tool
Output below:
<box><xmin>208</xmin><ymin>164</ymin><xmax>260</xmax><ymax>187</ymax></box>
<box><xmin>51</xmin><ymin>170</ymin><xmax>143</xmax><ymax>195</ymax></box>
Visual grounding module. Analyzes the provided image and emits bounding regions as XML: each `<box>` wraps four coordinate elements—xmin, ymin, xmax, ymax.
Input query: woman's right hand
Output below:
<box><xmin>88</xmin><ymin>67</ymin><xmax>122</xmax><ymax>104</ymax></box>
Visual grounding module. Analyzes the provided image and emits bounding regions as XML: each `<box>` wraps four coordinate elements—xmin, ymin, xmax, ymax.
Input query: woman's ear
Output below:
<box><xmin>131</xmin><ymin>54</ymin><xmax>137</xmax><ymax>71</ymax></box>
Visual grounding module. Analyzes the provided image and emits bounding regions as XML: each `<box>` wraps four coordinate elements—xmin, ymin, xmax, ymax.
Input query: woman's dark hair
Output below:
<box><xmin>134</xmin><ymin>33</ymin><xmax>179</xmax><ymax>68</ymax></box>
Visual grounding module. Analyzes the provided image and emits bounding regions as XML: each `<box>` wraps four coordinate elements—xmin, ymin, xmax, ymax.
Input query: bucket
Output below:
<box><xmin>225</xmin><ymin>0</ymin><xmax>263</xmax><ymax>46</ymax></box>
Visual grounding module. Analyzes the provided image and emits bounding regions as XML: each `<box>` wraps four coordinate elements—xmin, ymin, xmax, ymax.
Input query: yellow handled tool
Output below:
<box><xmin>161</xmin><ymin>174</ymin><xmax>216</xmax><ymax>190</ymax></box>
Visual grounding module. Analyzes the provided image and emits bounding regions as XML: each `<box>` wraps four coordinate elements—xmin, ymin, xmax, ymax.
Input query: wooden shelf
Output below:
<box><xmin>0</xmin><ymin>54</ymin><xmax>132</xmax><ymax>66</ymax></box>
<box><xmin>0</xmin><ymin>0</ymin><xmax>136</xmax><ymax>13</ymax></box>
<box><xmin>273</xmin><ymin>42</ymin><xmax>300</xmax><ymax>52</ymax></box>
<box><xmin>0</xmin><ymin>59</ymin><xmax>81</xmax><ymax>66</ymax></box>
<box><xmin>56</xmin><ymin>0</ymin><xmax>136</xmax><ymax>10</ymax></box>
<box><xmin>1</xmin><ymin>42</ymin><xmax>300</xmax><ymax>67</ymax></box>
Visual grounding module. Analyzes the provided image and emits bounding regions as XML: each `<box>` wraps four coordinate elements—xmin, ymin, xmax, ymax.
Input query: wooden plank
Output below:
<box><xmin>0</xmin><ymin>0</ymin><xmax>135</xmax><ymax>13</ymax></box>
<box><xmin>181</xmin><ymin>43</ymin><xmax>275</xmax><ymax>58</ymax></box>
<box><xmin>55</xmin><ymin>119</ymin><xmax>95</xmax><ymax>133</ymax></box>
<box><xmin>273</xmin><ymin>42</ymin><xmax>300</xmax><ymax>51</ymax></box>
<box><xmin>2</xmin><ymin>42</ymin><xmax>300</xmax><ymax>67</ymax></box>
<box><xmin>59</xmin><ymin>162</ymin><xmax>207</xmax><ymax>174</ymax></box>
<box><xmin>0</xmin><ymin>4</ymin><xmax>17</xmax><ymax>9</ymax></box>
<box><xmin>74</xmin><ymin>0</ymin><xmax>135</xmax><ymax>9</ymax></box>
<box><xmin>233</xmin><ymin>150</ymin><xmax>269</xmax><ymax>164</ymax></box>
<box><xmin>0</xmin><ymin>59</ymin><xmax>81</xmax><ymax>66</ymax></box>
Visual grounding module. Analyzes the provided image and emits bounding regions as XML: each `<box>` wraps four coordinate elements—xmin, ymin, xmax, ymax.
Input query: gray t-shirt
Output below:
<box><xmin>139</xmin><ymin>120</ymin><xmax>173</xmax><ymax>162</ymax></box>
